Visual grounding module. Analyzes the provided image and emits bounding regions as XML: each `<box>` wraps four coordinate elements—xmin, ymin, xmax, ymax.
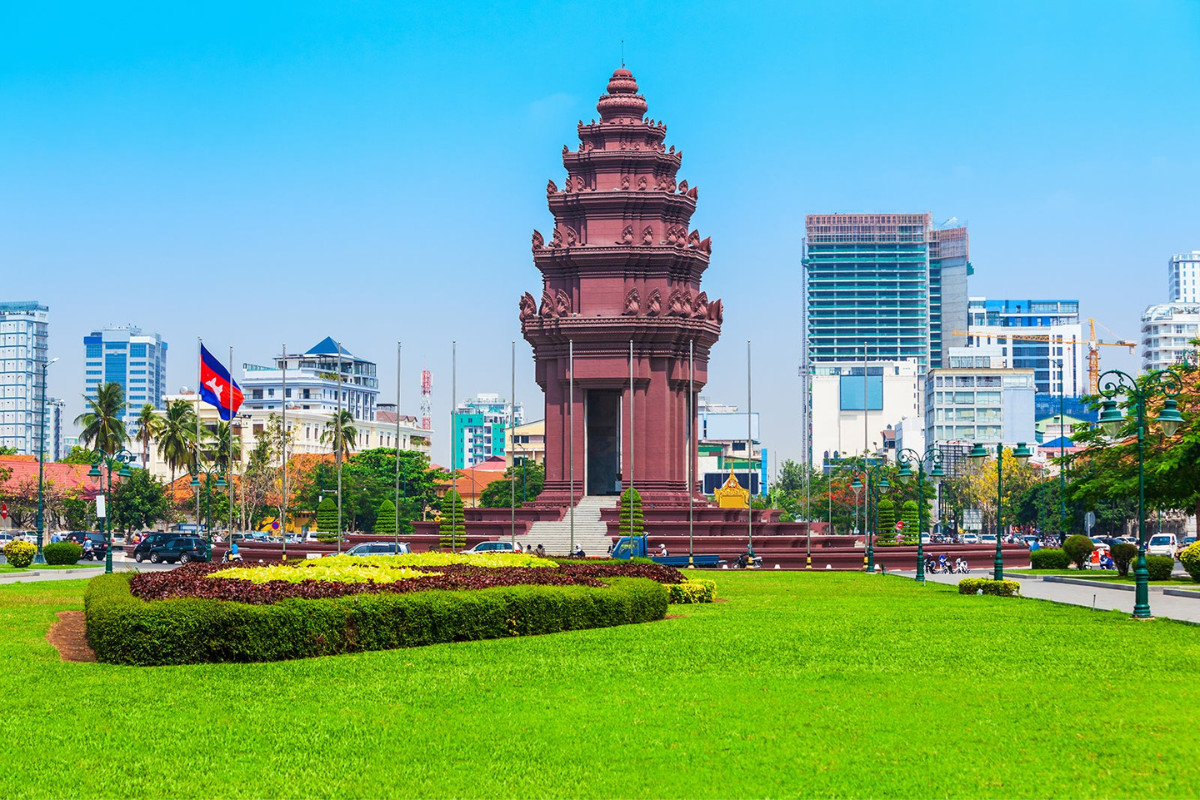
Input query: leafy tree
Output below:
<box><xmin>75</xmin><ymin>382</ymin><xmax>129</xmax><ymax>455</ymax></box>
<box><xmin>157</xmin><ymin>399</ymin><xmax>197</xmax><ymax>493</ymax></box>
<box><xmin>774</xmin><ymin>459</ymin><xmax>808</xmax><ymax>493</ymax></box>
<box><xmin>439</xmin><ymin>489</ymin><xmax>466</xmax><ymax>550</ymax></box>
<box><xmin>618</xmin><ymin>486</ymin><xmax>645</xmax><ymax>537</ymax></box>
<box><xmin>0</xmin><ymin>446</ymin><xmax>17</xmax><ymax>456</ymax></box>
<box><xmin>876</xmin><ymin>498</ymin><xmax>897</xmax><ymax>545</ymax></box>
<box><xmin>59</xmin><ymin>446</ymin><xmax>94</xmax><ymax>465</ymax></box>
<box><xmin>316</xmin><ymin>497</ymin><xmax>338</xmax><ymax>531</ymax></box>
<box><xmin>375</xmin><ymin>498</ymin><xmax>397</xmax><ymax>535</ymax></box>
<box><xmin>132</xmin><ymin>404</ymin><xmax>163</xmax><ymax>469</ymax></box>
<box><xmin>479</xmin><ymin>461</ymin><xmax>546</xmax><ymax>508</ymax></box>
<box><xmin>205</xmin><ymin>421</ymin><xmax>242</xmax><ymax>474</ymax></box>
<box><xmin>109</xmin><ymin>469</ymin><xmax>172</xmax><ymax>533</ymax></box>
<box><xmin>943</xmin><ymin>450</ymin><xmax>1035</xmax><ymax>536</ymax></box>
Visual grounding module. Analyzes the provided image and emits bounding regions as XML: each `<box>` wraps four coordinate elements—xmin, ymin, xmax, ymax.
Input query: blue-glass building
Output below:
<box><xmin>83</xmin><ymin>326</ymin><xmax>168</xmax><ymax>417</ymax></box>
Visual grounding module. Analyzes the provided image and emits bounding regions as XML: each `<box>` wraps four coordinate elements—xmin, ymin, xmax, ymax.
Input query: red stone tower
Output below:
<box><xmin>520</xmin><ymin>68</ymin><xmax>723</xmax><ymax>506</ymax></box>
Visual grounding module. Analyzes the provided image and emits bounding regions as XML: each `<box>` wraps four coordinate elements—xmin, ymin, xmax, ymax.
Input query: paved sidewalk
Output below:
<box><xmin>0</xmin><ymin>560</ymin><xmax>169</xmax><ymax>585</ymax></box>
<box><xmin>900</xmin><ymin>569</ymin><xmax>1200</xmax><ymax>623</ymax></box>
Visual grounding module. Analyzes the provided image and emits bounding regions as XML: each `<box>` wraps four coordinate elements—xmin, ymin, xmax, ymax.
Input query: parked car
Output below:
<box><xmin>342</xmin><ymin>542</ymin><xmax>411</xmax><ymax>557</ymax></box>
<box><xmin>465</xmin><ymin>541</ymin><xmax>519</xmax><ymax>554</ymax></box>
<box><xmin>1184</xmin><ymin>536</ymin><xmax>1197</xmax><ymax>548</ymax></box>
<box><xmin>147</xmin><ymin>536</ymin><xmax>209</xmax><ymax>564</ymax></box>
<box><xmin>129</xmin><ymin>532</ymin><xmax>190</xmax><ymax>562</ymax></box>
<box><xmin>961</xmin><ymin>533</ymin><xmax>980</xmax><ymax>545</ymax></box>
<box><xmin>65</xmin><ymin>531</ymin><xmax>109</xmax><ymax>560</ymax></box>
<box><xmin>1147</xmin><ymin>534</ymin><xmax>1178</xmax><ymax>559</ymax></box>
<box><xmin>979</xmin><ymin>534</ymin><xmax>997</xmax><ymax>545</ymax></box>
<box><xmin>0</xmin><ymin>532</ymin><xmax>16</xmax><ymax>545</ymax></box>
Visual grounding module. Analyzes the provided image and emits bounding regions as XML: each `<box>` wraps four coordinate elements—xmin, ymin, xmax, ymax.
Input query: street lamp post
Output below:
<box><xmin>857</xmin><ymin>463</ymin><xmax>890</xmax><ymax>573</ymax></box>
<box><xmin>895</xmin><ymin>447</ymin><xmax>945</xmax><ymax>582</ymax></box>
<box><xmin>189</xmin><ymin>460</ymin><xmax>227</xmax><ymax>563</ymax></box>
<box><xmin>87</xmin><ymin>447</ymin><xmax>136</xmax><ymax>574</ymax></box>
<box><xmin>1096</xmin><ymin>368</ymin><xmax>1186</xmax><ymax>619</ymax></box>
<box><xmin>33</xmin><ymin>357</ymin><xmax>59</xmax><ymax>565</ymax></box>
<box><xmin>969</xmin><ymin>441</ymin><xmax>1033</xmax><ymax>580</ymax></box>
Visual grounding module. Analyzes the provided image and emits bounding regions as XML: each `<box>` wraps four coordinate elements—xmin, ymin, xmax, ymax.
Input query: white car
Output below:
<box><xmin>961</xmin><ymin>533</ymin><xmax>980</xmax><ymax>545</ymax></box>
<box><xmin>466</xmin><ymin>541</ymin><xmax>519</xmax><ymax>554</ymax></box>
<box><xmin>980</xmin><ymin>534</ymin><xmax>997</xmax><ymax>544</ymax></box>
<box><xmin>1147</xmin><ymin>534</ymin><xmax>1178</xmax><ymax>559</ymax></box>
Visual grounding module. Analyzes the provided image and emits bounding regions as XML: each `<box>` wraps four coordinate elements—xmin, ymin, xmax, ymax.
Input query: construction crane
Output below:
<box><xmin>953</xmin><ymin>319</ymin><xmax>1136</xmax><ymax>395</ymax></box>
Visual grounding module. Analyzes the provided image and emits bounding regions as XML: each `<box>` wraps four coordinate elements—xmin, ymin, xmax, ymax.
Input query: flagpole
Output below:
<box><xmin>629</xmin><ymin>338</ymin><xmax>634</xmax><ymax>543</ymax></box>
<box><xmin>510</xmin><ymin>340</ymin><xmax>516</xmax><ymax>547</ymax></box>
<box><xmin>569</xmin><ymin>338</ymin><xmax>574</xmax><ymax>556</ymax></box>
<box><xmin>281</xmin><ymin>342</ymin><xmax>287</xmax><ymax>561</ymax></box>
<box><xmin>689</xmin><ymin>338</ymin><xmax>694</xmax><ymax>567</ymax></box>
<box><xmin>336</xmin><ymin>341</ymin><xmax>343</xmax><ymax>555</ymax></box>
<box><xmin>228</xmin><ymin>345</ymin><xmax>234</xmax><ymax>536</ymax></box>
<box><xmin>747</xmin><ymin>339</ymin><xmax>753</xmax><ymax>557</ymax></box>
<box><xmin>195</xmin><ymin>338</ymin><xmax>201</xmax><ymax>536</ymax></box>
<box><xmin>451</xmin><ymin>340</ymin><xmax>457</xmax><ymax>552</ymax></box>
<box><xmin>395</xmin><ymin>340</ymin><xmax>401</xmax><ymax>554</ymax></box>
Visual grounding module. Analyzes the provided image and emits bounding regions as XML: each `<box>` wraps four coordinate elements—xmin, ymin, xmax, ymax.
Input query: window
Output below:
<box><xmin>953</xmin><ymin>392</ymin><xmax>974</xmax><ymax>404</ymax></box>
<box><xmin>130</xmin><ymin>343</ymin><xmax>147</xmax><ymax>357</ymax></box>
<box><xmin>85</xmin><ymin>344</ymin><xmax>101</xmax><ymax>358</ymax></box>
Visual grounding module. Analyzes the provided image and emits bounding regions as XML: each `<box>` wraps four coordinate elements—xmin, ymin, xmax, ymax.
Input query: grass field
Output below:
<box><xmin>2</xmin><ymin>573</ymin><xmax>1198</xmax><ymax>798</ymax></box>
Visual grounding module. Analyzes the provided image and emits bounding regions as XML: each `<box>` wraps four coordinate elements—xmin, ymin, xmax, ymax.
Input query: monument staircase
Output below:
<box><xmin>524</xmin><ymin>495</ymin><xmax>616</xmax><ymax>556</ymax></box>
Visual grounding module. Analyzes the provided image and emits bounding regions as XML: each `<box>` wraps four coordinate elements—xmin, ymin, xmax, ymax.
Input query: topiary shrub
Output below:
<box><xmin>1112</xmin><ymin>543</ymin><xmax>1139</xmax><ymax>577</ymax></box>
<box><xmin>875</xmin><ymin>499</ymin><xmax>896</xmax><ymax>545</ymax></box>
<box><xmin>1062</xmin><ymin>535</ymin><xmax>1095</xmax><ymax>569</ymax></box>
<box><xmin>315</xmin><ymin>497</ymin><xmax>337</xmax><ymax>531</ymax></box>
<box><xmin>618</xmin><ymin>486</ymin><xmax>645</xmax><ymax>537</ymax></box>
<box><xmin>668</xmin><ymin>579</ymin><xmax>717</xmax><ymax>604</ymax></box>
<box><xmin>901</xmin><ymin>500</ymin><xmax>919</xmax><ymax>537</ymax></box>
<box><xmin>1030</xmin><ymin>548</ymin><xmax>1069</xmax><ymax>570</ymax></box>
<box><xmin>438</xmin><ymin>490</ymin><xmax>466</xmax><ymax>550</ymax></box>
<box><xmin>3</xmin><ymin>540</ymin><xmax>36</xmax><ymax>568</ymax></box>
<box><xmin>85</xmin><ymin>572</ymin><xmax>667</xmax><ymax>666</ymax></box>
<box><xmin>43</xmin><ymin>542</ymin><xmax>83</xmax><ymax>565</ymax></box>
<box><xmin>374</xmin><ymin>498</ymin><xmax>396</xmax><ymax>535</ymax></box>
<box><xmin>1179</xmin><ymin>542</ymin><xmax>1200</xmax><ymax>583</ymax></box>
<box><xmin>958</xmin><ymin>577</ymin><xmax>1021</xmax><ymax>597</ymax></box>
<box><xmin>1145</xmin><ymin>554</ymin><xmax>1175</xmax><ymax>582</ymax></box>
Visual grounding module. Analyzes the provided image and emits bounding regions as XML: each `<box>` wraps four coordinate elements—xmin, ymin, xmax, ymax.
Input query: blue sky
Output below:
<box><xmin>3</xmin><ymin>1</ymin><xmax>1198</xmax><ymax>468</ymax></box>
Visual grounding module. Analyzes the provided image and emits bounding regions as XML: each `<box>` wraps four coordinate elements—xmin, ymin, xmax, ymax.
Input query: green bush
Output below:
<box><xmin>1145</xmin><ymin>555</ymin><xmax>1175</xmax><ymax>582</ymax></box>
<box><xmin>374</xmin><ymin>498</ymin><xmax>396</xmax><ymax>535</ymax></box>
<box><xmin>668</xmin><ymin>579</ymin><xmax>717</xmax><ymax>604</ymax></box>
<box><xmin>438</xmin><ymin>490</ymin><xmax>466</xmax><ymax>550</ymax></box>
<box><xmin>618</xmin><ymin>486</ymin><xmax>644</xmax><ymax>537</ymax></box>
<box><xmin>316</xmin><ymin>497</ymin><xmax>338</xmax><ymax>532</ymax></box>
<box><xmin>42</xmin><ymin>542</ymin><xmax>83</xmax><ymax>565</ymax></box>
<box><xmin>1179</xmin><ymin>542</ymin><xmax>1200</xmax><ymax>583</ymax></box>
<box><xmin>957</xmin><ymin>578</ymin><xmax>1020</xmax><ymax>597</ymax></box>
<box><xmin>1062</xmin><ymin>535</ymin><xmax>1095</xmax><ymax>569</ymax></box>
<box><xmin>85</xmin><ymin>573</ymin><xmax>668</xmax><ymax>666</ymax></box>
<box><xmin>1112</xmin><ymin>543</ymin><xmax>1138</xmax><ymax>577</ymax></box>
<box><xmin>1030</xmin><ymin>548</ymin><xmax>1069</xmax><ymax>570</ymax></box>
<box><xmin>3</xmin><ymin>540</ymin><xmax>36</xmax><ymax>568</ymax></box>
<box><xmin>901</xmin><ymin>500</ymin><xmax>919</xmax><ymax>536</ymax></box>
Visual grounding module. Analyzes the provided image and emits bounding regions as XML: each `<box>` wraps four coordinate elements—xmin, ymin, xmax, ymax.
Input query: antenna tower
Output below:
<box><xmin>421</xmin><ymin>368</ymin><xmax>432</xmax><ymax>430</ymax></box>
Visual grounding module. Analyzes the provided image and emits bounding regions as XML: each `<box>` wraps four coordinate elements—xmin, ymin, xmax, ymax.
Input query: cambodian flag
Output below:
<box><xmin>199</xmin><ymin>344</ymin><xmax>243</xmax><ymax>421</ymax></box>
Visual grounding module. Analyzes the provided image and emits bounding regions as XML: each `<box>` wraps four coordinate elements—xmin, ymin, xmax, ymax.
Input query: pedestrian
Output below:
<box><xmin>535</xmin><ymin>543</ymin><xmax>546</xmax><ymax>558</ymax></box>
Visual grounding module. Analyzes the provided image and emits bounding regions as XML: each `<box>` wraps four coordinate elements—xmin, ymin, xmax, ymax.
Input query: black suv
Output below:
<box><xmin>130</xmin><ymin>532</ymin><xmax>189</xmax><ymax>563</ymax></box>
<box><xmin>147</xmin><ymin>536</ymin><xmax>209</xmax><ymax>564</ymax></box>
<box><xmin>65</xmin><ymin>531</ymin><xmax>108</xmax><ymax>561</ymax></box>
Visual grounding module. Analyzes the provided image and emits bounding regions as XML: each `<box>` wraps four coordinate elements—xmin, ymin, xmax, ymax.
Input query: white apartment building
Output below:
<box><xmin>1141</xmin><ymin>303</ymin><xmax>1200</xmax><ymax>372</ymax></box>
<box><xmin>810</xmin><ymin>359</ymin><xmax>923</xmax><ymax>469</ymax></box>
<box><xmin>0</xmin><ymin>302</ymin><xmax>49</xmax><ymax>455</ymax></box>
<box><xmin>924</xmin><ymin>360</ymin><xmax>1036</xmax><ymax>448</ymax></box>
<box><xmin>1170</xmin><ymin>251</ymin><xmax>1200</xmax><ymax>304</ymax></box>
<box><xmin>83</xmin><ymin>325</ymin><xmax>168</xmax><ymax>417</ymax></box>
<box><xmin>241</xmin><ymin>338</ymin><xmax>379</xmax><ymax>422</ymax></box>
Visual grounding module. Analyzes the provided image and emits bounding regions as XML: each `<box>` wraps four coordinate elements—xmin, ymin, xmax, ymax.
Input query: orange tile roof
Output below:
<box><xmin>0</xmin><ymin>456</ymin><xmax>106</xmax><ymax>499</ymax></box>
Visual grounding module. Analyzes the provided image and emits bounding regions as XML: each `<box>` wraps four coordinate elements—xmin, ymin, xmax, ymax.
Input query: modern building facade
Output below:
<box><xmin>452</xmin><ymin>394</ymin><xmax>524</xmax><ymax>470</ymax></box>
<box><xmin>0</xmin><ymin>302</ymin><xmax>49</xmax><ymax>455</ymax></box>
<box><xmin>965</xmin><ymin>298</ymin><xmax>1086</xmax><ymax>398</ymax></box>
<box><xmin>809</xmin><ymin>359</ymin><xmax>922</xmax><ymax>469</ymax></box>
<box><xmin>83</xmin><ymin>326</ymin><xmax>168</xmax><ymax>417</ymax></box>
<box><xmin>505</xmin><ymin>419</ymin><xmax>546</xmax><ymax>467</ymax></box>
<box><xmin>1169</xmin><ymin>251</ymin><xmax>1200</xmax><ymax>304</ymax></box>
<box><xmin>241</xmin><ymin>338</ymin><xmax>379</xmax><ymax>422</ymax></box>
<box><xmin>1140</xmin><ymin>303</ymin><xmax>1200</xmax><ymax>371</ymax></box>
<box><xmin>803</xmin><ymin>214</ymin><xmax>970</xmax><ymax>371</ymax></box>
<box><xmin>924</xmin><ymin>362</ymin><xmax>1036</xmax><ymax>449</ymax></box>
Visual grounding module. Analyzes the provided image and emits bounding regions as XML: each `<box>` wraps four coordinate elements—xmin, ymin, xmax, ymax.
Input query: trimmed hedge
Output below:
<box><xmin>3</xmin><ymin>540</ymin><xmax>36</xmax><ymax>568</ymax></box>
<box><xmin>1030</xmin><ymin>548</ymin><xmax>1070</xmax><ymax>570</ymax></box>
<box><xmin>85</xmin><ymin>572</ymin><xmax>668</xmax><ymax>666</ymax></box>
<box><xmin>1112</xmin><ymin>543</ymin><xmax>1138</xmax><ymax>577</ymax></box>
<box><xmin>1063</xmin><ymin>535</ymin><xmax>1095</xmax><ymax>569</ymax></box>
<box><xmin>1145</xmin><ymin>554</ymin><xmax>1175</xmax><ymax>582</ymax></box>
<box><xmin>668</xmin><ymin>579</ymin><xmax>717</xmax><ymax>604</ymax></box>
<box><xmin>1180</xmin><ymin>541</ymin><xmax>1200</xmax><ymax>583</ymax></box>
<box><xmin>43</xmin><ymin>542</ymin><xmax>83</xmax><ymax>565</ymax></box>
<box><xmin>958</xmin><ymin>578</ymin><xmax>1021</xmax><ymax>597</ymax></box>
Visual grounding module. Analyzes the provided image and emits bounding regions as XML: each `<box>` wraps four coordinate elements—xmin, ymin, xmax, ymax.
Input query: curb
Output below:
<box><xmin>1163</xmin><ymin>588</ymin><xmax>1200</xmax><ymax>600</ymax></box>
<box><xmin>1044</xmin><ymin>576</ymin><xmax>1139</xmax><ymax>592</ymax></box>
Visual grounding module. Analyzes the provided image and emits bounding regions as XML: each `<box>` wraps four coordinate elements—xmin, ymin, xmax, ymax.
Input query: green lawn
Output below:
<box><xmin>1</xmin><ymin>573</ymin><xmax>1198</xmax><ymax>799</ymax></box>
<box><xmin>1009</xmin><ymin>568</ymin><xmax>1199</xmax><ymax>587</ymax></box>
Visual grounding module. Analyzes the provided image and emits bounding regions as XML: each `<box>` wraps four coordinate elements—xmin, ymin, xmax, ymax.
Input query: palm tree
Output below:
<box><xmin>75</xmin><ymin>382</ymin><xmax>129</xmax><ymax>455</ymax></box>
<box><xmin>132</xmin><ymin>404</ymin><xmax>163</xmax><ymax>468</ymax></box>
<box><xmin>321</xmin><ymin>410</ymin><xmax>358</xmax><ymax>461</ymax></box>
<box><xmin>206</xmin><ymin>421</ymin><xmax>243</xmax><ymax>474</ymax></box>
<box><xmin>157</xmin><ymin>399</ymin><xmax>197</xmax><ymax>493</ymax></box>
